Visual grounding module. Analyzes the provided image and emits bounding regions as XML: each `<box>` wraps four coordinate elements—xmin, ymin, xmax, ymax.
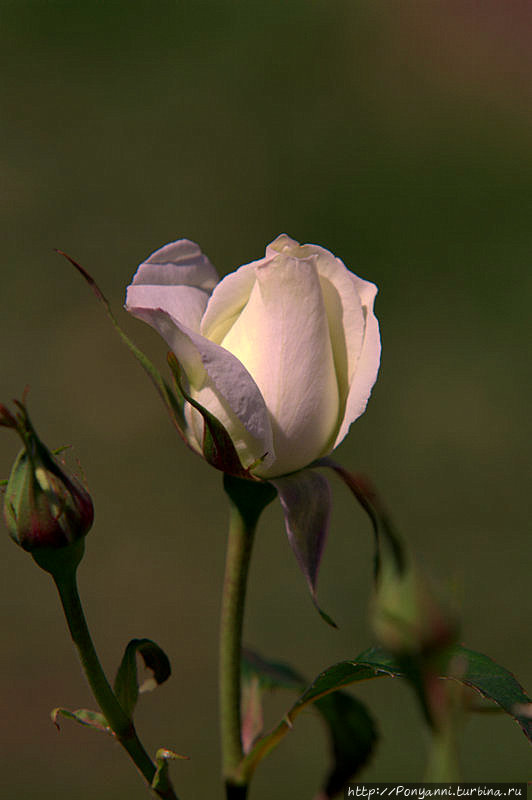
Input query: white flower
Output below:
<box><xmin>125</xmin><ymin>235</ymin><xmax>380</xmax><ymax>479</ymax></box>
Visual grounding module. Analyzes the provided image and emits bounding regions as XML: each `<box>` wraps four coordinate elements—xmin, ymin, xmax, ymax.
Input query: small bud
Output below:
<box><xmin>372</xmin><ymin>558</ymin><xmax>457</xmax><ymax>657</ymax></box>
<box><xmin>2</xmin><ymin>400</ymin><xmax>93</xmax><ymax>553</ymax></box>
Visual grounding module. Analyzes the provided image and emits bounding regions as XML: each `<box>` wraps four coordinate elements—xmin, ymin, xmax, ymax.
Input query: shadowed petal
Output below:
<box><xmin>125</xmin><ymin>303</ymin><xmax>275</xmax><ymax>471</ymax></box>
<box><xmin>126</xmin><ymin>239</ymin><xmax>219</xmax><ymax>332</ymax></box>
<box><xmin>126</xmin><ymin>239</ymin><xmax>275</xmax><ymax>471</ymax></box>
<box><xmin>132</xmin><ymin>239</ymin><xmax>219</xmax><ymax>290</ymax></box>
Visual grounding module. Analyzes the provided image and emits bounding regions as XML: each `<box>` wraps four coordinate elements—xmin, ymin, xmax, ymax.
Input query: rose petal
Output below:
<box><xmin>313</xmin><ymin>249</ymin><xmax>365</xmax><ymax>419</ymax></box>
<box><xmin>131</xmin><ymin>239</ymin><xmax>219</xmax><ymax>290</ymax></box>
<box><xmin>125</xmin><ymin>303</ymin><xmax>274</xmax><ymax>471</ymax></box>
<box><xmin>200</xmin><ymin>258</ymin><xmax>271</xmax><ymax>344</ymax></box>
<box><xmin>126</xmin><ymin>239</ymin><xmax>275</xmax><ymax>470</ymax></box>
<box><xmin>265</xmin><ymin>233</ymin><xmax>300</xmax><ymax>257</ymax></box>
<box><xmin>265</xmin><ymin>237</ymin><xmax>380</xmax><ymax>452</ymax></box>
<box><xmin>332</xmin><ymin>274</ymin><xmax>380</xmax><ymax>448</ymax></box>
<box><xmin>126</xmin><ymin>284</ymin><xmax>212</xmax><ymax>333</ymax></box>
<box><xmin>219</xmin><ymin>254</ymin><xmax>340</xmax><ymax>477</ymax></box>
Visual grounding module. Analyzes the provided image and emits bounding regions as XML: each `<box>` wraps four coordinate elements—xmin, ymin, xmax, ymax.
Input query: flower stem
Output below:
<box><xmin>220</xmin><ymin>475</ymin><xmax>276</xmax><ymax>797</ymax></box>
<box><xmin>47</xmin><ymin>547</ymin><xmax>179</xmax><ymax>800</ymax></box>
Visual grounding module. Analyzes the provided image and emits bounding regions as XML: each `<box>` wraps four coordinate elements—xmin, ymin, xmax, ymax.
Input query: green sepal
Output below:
<box><xmin>114</xmin><ymin>638</ymin><xmax>171</xmax><ymax>720</ymax></box>
<box><xmin>151</xmin><ymin>747</ymin><xmax>189</xmax><ymax>793</ymax></box>
<box><xmin>56</xmin><ymin>250</ymin><xmax>188</xmax><ymax>441</ymax></box>
<box><xmin>0</xmin><ymin>442</ymin><xmax>71</xmax><ymax>488</ymax></box>
<box><xmin>168</xmin><ymin>352</ymin><xmax>254</xmax><ymax>478</ymax></box>
<box><xmin>314</xmin><ymin>691</ymin><xmax>378</xmax><ymax>798</ymax></box>
<box><xmin>51</xmin><ymin>706</ymin><xmax>112</xmax><ymax>735</ymax></box>
<box><xmin>271</xmin><ymin>470</ymin><xmax>337</xmax><ymax>628</ymax></box>
<box><xmin>316</xmin><ymin>459</ymin><xmax>404</xmax><ymax>581</ymax></box>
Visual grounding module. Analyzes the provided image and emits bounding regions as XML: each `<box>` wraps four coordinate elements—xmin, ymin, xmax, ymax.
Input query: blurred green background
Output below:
<box><xmin>1</xmin><ymin>1</ymin><xmax>531</xmax><ymax>796</ymax></box>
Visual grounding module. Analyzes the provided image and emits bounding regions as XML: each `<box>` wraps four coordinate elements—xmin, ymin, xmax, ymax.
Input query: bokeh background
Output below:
<box><xmin>1</xmin><ymin>1</ymin><xmax>531</xmax><ymax>796</ymax></box>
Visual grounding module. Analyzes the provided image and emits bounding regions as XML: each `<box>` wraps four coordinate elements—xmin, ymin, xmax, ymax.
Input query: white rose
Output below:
<box><xmin>125</xmin><ymin>234</ymin><xmax>380</xmax><ymax>479</ymax></box>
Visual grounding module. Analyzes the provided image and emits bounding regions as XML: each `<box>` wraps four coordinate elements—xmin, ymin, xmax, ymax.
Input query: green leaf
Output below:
<box><xmin>292</xmin><ymin>645</ymin><xmax>532</xmax><ymax>741</ymax></box>
<box><xmin>51</xmin><ymin>707</ymin><xmax>112</xmax><ymax>735</ymax></box>
<box><xmin>239</xmin><ymin>644</ymin><xmax>531</xmax><ymax>782</ymax></box>
<box><xmin>240</xmin><ymin>649</ymin><xmax>298</xmax><ymax>753</ymax></box>
<box><xmin>239</xmin><ymin>649</ymin><xmax>377</xmax><ymax>792</ymax></box>
<box><xmin>168</xmin><ymin>352</ymin><xmax>252</xmax><ymax>478</ymax></box>
<box><xmin>443</xmin><ymin>646</ymin><xmax>532</xmax><ymax>741</ymax></box>
<box><xmin>241</xmin><ymin>648</ymin><xmax>305</xmax><ymax>753</ymax></box>
<box><xmin>114</xmin><ymin>638</ymin><xmax>171</xmax><ymax>720</ymax></box>
<box><xmin>289</xmin><ymin>659</ymin><xmax>387</xmax><ymax>713</ymax></box>
<box><xmin>241</xmin><ymin>647</ymin><xmax>305</xmax><ymax>691</ymax></box>
<box><xmin>56</xmin><ymin>250</ymin><xmax>188</xmax><ymax>441</ymax></box>
<box><xmin>241</xmin><ymin>655</ymin><xmax>383</xmax><ymax>780</ymax></box>
<box><xmin>314</xmin><ymin>691</ymin><xmax>378</xmax><ymax>798</ymax></box>
<box><xmin>151</xmin><ymin>748</ymin><xmax>189</xmax><ymax>793</ymax></box>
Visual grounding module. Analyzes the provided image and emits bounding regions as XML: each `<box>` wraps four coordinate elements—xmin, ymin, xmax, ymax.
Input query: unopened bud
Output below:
<box><xmin>373</xmin><ymin>559</ymin><xmax>457</xmax><ymax>657</ymax></box>
<box><xmin>2</xmin><ymin>400</ymin><xmax>93</xmax><ymax>553</ymax></box>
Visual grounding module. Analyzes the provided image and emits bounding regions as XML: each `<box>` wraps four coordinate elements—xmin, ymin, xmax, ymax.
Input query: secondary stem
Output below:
<box><xmin>53</xmin><ymin>566</ymin><xmax>179</xmax><ymax>800</ymax></box>
<box><xmin>220</xmin><ymin>475</ymin><xmax>276</xmax><ymax>798</ymax></box>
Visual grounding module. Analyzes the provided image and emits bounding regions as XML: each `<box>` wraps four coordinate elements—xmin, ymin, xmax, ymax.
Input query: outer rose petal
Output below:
<box><xmin>132</xmin><ymin>239</ymin><xmax>219</xmax><ymax>290</ymax></box>
<box><xmin>126</xmin><ymin>284</ymin><xmax>212</xmax><ymax>333</ymax></box>
<box><xmin>126</xmin><ymin>243</ymin><xmax>275</xmax><ymax>472</ymax></box>
<box><xmin>332</xmin><ymin>274</ymin><xmax>380</xmax><ymax>448</ymax></box>
<box><xmin>218</xmin><ymin>254</ymin><xmax>340</xmax><ymax>478</ymax></box>
<box><xmin>313</xmin><ymin>250</ymin><xmax>365</xmax><ymax>428</ymax></box>
<box><xmin>127</xmin><ymin>239</ymin><xmax>219</xmax><ymax>332</ymax></box>
<box><xmin>266</xmin><ymin>235</ymin><xmax>381</xmax><ymax>453</ymax></box>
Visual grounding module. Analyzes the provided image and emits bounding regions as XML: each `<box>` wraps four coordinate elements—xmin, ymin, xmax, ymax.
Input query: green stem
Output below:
<box><xmin>44</xmin><ymin>546</ymin><xmax>179</xmax><ymax>800</ymax></box>
<box><xmin>219</xmin><ymin>502</ymin><xmax>255</xmax><ymax>782</ymax></box>
<box><xmin>220</xmin><ymin>476</ymin><xmax>276</xmax><ymax>798</ymax></box>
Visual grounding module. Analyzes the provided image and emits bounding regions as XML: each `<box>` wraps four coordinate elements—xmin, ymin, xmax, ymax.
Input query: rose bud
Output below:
<box><xmin>125</xmin><ymin>235</ymin><xmax>381</xmax><ymax>478</ymax></box>
<box><xmin>2</xmin><ymin>401</ymin><xmax>93</xmax><ymax>553</ymax></box>
<box><xmin>372</xmin><ymin>558</ymin><xmax>458</xmax><ymax>657</ymax></box>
